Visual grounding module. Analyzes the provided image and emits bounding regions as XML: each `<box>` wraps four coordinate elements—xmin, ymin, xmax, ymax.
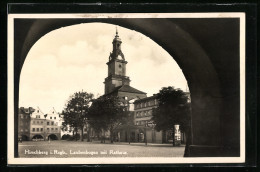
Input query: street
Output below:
<box><xmin>18</xmin><ymin>140</ymin><xmax>185</xmax><ymax>158</ymax></box>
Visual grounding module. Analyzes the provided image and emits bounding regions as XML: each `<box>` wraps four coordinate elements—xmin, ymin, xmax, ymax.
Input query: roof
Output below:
<box><xmin>47</xmin><ymin>107</ymin><xmax>58</xmax><ymax>115</ymax></box>
<box><xmin>134</xmin><ymin>94</ymin><xmax>158</xmax><ymax>104</ymax></box>
<box><xmin>19</xmin><ymin>107</ymin><xmax>35</xmax><ymax>114</ymax></box>
<box><xmin>110</xmin><ymin>85</ymin><xmax>147</xmax><ymax>95</ymax></box>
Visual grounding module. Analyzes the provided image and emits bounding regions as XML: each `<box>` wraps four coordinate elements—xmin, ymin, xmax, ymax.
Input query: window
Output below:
<box><xmin>47</xmin><ymin>128</ymin><xmax>49</xmax><ymax>131</ymax></box>
<box><xmin>56</xmin><ymin>128</ymin><xmax>58</xmax><ymax>131</ymax></box>
<box><xmin>47</xmin><ymin>122</ymin><xmax>49</xmax><ymax>125</ymax></box>
<box><xmin>37</xmin><ymin>121</ymin><xmax>39</xmax><ymax>124</ymax></box>
<box><xmin>51</xmin><ymin>122</ymin><xmax>54</xmax><ymax>125</ymax></box>
<box><xmin>37</xmin><ymin>128</ymin><xmax>39</xmax><ymax>132</ymax></box>
<box><xmin>36</xmin><ymin>115</ymin><xmax>40</xmax><ymax>119</ymax></box>
<box><xmin>41</xmin><ymin>121</ymin><xmax>43</xmax><ymax>124</ymax></box>
<box><xmin>54</xmin><ymin>117</ymin><xmax>56</xmax><ymax>119</ymax></box>
<box><xmin>50</xmin><ymin>117</ymin><xmax>52</xmax><ymax>119</ymax></box>
<box><xmin>41</xmin><ymin>128</ymin><xmax>43</xmax><ymax>131</ymax></box>
<box><xmin>37</xmin><ymin>110</ymin><xmax>39</xmax><ymax>113</ymax></box>
<box><xmin>20</xmin><ymin>115</ymin><xmax>23</xmax><ymax>119</ymax></box>
<box><xmin>21</xmin><ymin>129</ymin><xmax>23</xmax><ymax>132</ymax></box>
<box><xmin>136</xmin><ymin>121</ymin><xmax>139</xmax><ymax>125</ymax></box>
<box><xmin>51</xmin><ymin>128</ymin><xmax>54</xmax><ymax>131</ymax></box>
<box><xmin>32</xmin><ymin>128</ymin><xmax>35</xmax><ymax>132</ymax></box>
<box><xmin>25</xmin><ymin>129</ymin><xmax>28</xmax><ymax>132</ymax></box>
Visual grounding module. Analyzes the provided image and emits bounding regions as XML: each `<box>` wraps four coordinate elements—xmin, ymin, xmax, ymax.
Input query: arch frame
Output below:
<box><xmin>9</xmin><ymin>14</ymin><xmax>244</xmax><ymax>159</ymax></box>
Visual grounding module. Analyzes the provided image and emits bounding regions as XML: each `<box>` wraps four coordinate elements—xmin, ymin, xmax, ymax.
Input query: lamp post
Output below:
<box><xmin>123</xmin><ymin>96</ymin><xmax>136</xmax><ymax>144</ymax></box>
<box><xmin>144</xmin><ymin>121</ymin><xmax>147</xmax><ymax>146</ymax></box>
<box><xmin>86</xmin><ymin>101</ymin><xmax>92</xmax><ymax>142</ymax></box>
<box><xmin>75</xmin><ymin>103</ymin><xmax>79</xmax><ymax>141</ymax></box>
<box><xmin>123</xmin><ymin>96</ymin><xmax>131</xmax><ymax>144</ymax></box>
<box><xmin>44</xmin><ymin>114</ymin><xmax>47</xmax><ymax>141</ymax></box>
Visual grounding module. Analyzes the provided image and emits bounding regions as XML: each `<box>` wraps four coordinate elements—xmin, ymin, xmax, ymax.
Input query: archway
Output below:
<box><xmin>48</xmin><ymin>134</ymin><xmax>58</xmax><ymax>140</ymax></box>
<box><xmin>32</xmin><ymin>135</ymin><xmax>43</xmax><ymax>140</ymax></box>
<box><xmin>61</xmin><ymin>134</ymin><xmax>72</xmax><ymax>140</ymax></box>
<box><xmin>21</xmin><ymin>135</ymin><xmax>29</xmax><ymax>141</ymax></box>
<box><xmin>14</xmin><ymin>18</ymin><xmax>240</xmax><ymax>157</ymax></box>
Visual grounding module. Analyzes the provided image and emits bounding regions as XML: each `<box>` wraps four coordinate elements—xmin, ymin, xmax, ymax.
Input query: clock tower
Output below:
<box><xmin>104</xmin><ymin>29</ymin><xmax>131</xmax><ymax>94</ymax></box>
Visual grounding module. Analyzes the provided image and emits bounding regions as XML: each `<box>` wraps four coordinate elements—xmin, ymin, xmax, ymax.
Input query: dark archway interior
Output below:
<box><xmin>21</xmin><ymin>135</ymin><xmax>29</xmax><ymax>141</ymax></box>
<box><xmin>32</xmin><ymin>135</ymin><xmax>43</xmax><ymax>139</ymax></box>
<box><xmin>14</xmin><ymin>18</ymin><xmax>240</xmax><ymax>157</ymax></box>
<box><xmin>48</xmin><ymin>134</ymin><xmax>58</xmax><ymax>140</ymax></box>
<box><xmin>61</xmin><ymin>134</ymin><xmax>71</xmax><ymax>140</ymax></box>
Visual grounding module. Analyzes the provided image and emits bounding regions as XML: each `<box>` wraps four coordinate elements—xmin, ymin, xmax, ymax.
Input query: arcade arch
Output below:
<box><xmin>14</xmin><ymin>18</ymin><xmax>240</xmax><ymax>157</ymax></box>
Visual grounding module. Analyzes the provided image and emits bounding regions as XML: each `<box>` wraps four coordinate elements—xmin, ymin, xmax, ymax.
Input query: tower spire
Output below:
<box><xmin>104</xmin><ymin>29</ymin><xmax>130</xmax><ymax>94</ymax></box>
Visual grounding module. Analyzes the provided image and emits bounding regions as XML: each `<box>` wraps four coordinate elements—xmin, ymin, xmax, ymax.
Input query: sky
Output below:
<box><xmin>19</xmin><ymin>23</ymin><xmax>188</xmax><ymax>113</ymax></box>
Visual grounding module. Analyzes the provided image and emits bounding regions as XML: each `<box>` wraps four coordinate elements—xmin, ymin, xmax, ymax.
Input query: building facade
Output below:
<box><xmin>133</xmin><ymin>93</ymin><xmax>189</xmax><ymax>144</ymax></box>
<box><xmin>45</xmin><ymin>108</ymin><xmax>61</xmax><ymax>140</ymax></box>
<box><xmin>133</xmin><ymin>95</ymin><xmax>163</xmax><ymax>143</ymax></box>
<box><xmin>18</xmin><ymin>107</ymin><xmax>62</xmax><ymax>141</ymax></box>
<box><xmin>30</xmin><ymin>107</ymin><xmax>47</xmax><ymax>140</ymax></box>
<box><xmin>18</xmin><ymin>107</ymin><xmax>34</xmax><ymax>141</ymax></box>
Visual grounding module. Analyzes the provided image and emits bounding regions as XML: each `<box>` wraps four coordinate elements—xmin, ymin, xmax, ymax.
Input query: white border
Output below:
<box><xmin>8</xmin><ymin>13</ymin><xmax>245</xmax><ymax>164</ymax></box>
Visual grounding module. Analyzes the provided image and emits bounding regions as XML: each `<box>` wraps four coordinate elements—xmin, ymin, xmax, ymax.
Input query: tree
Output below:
<box><xmin>151</xmin><ymin>86</ymin><xmax>191</xmax><ymax>146</ymax></box>
<box><xmin>62</xmin><ymin>91</ymin><xmax>94</xmax><ymax>141</ymax></box>
<box><xmin>88</xmin><ymin>96</ymin><xmax>127</xmax><ymax>143</ymax></box>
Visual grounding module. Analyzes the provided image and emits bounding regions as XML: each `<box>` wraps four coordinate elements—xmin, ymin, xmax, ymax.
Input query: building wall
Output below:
<box><xmin>117</xmin><ymin>91</ymin><xmax>146</xmax><ymax>102</ymax></box>
<box><xmin>105</xmin><ymin>76</ymin><xmax>131</xmax><ymax>94</ymax></box>
<box><xmin>108</xmin><ymin>60</ymin><xmax>127</xmax><ymax>76</ymax></box>
<box><xmin>18</xmin><ymin>107</ymin><xmax>33</xmax><ymax>141</ymax></box>
<box><xmin>133</xmin><ymin>96</ymin><xmax>163</xmax><ymax>143</ymax></box>
<box><xmin>28</xmin><ymin>107</ymin><xmax>62</xmax><ymax>140</ymax></box>
<box><xmin>134</xmin><ymin>96</ymin><xmax>158</xmax><ymax>126</ymax></box>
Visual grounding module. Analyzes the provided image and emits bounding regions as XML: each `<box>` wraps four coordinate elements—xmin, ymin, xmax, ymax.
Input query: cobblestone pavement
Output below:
<box><xmin>18</xmin><ymin>140</ymin><xmax>185</xmax><ymax>158</ymax></box>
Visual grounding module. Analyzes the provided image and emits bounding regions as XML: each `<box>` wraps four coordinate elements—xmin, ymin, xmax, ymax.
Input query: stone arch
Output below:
<box><xmin>19</xmin><ymin>134</ymin><xmax>29</xmax><ymax>141</ymax></box>
<box><xmin>48</xmin><ymin>134</ymin><xmax>58</xmax><ymax>140</ymax></box>
<box><xmin>14</xmin><ymin>18</ymin><xmax>240</xmax><ymax>157</ymax></box>
<box><xmin>32</xmin><ymin>134</ymin><xmax>44</xmax><ymax>140</ymax></box>
<box><xmin>61</xmin><ymin>134</ymin><xmax>72</xmax><ymax>140</ymax></box>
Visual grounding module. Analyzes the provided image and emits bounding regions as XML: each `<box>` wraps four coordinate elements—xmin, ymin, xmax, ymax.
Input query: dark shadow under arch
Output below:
<box><xmin>14</xmin><ymin>18</ymin><xmax>240</xmax><ymax>157</ymax></box>
<box><xmin>32</xmin><ymin>134</ymin><xmax>43</xmax><ymax>140</ymax></box>
<box><xmin>21</xmin><ymin>135</ymin><xmax>29</xmax><ymax>141</ymax></box>
<box><xmin>48</xmin><ymin>134</ymin><xmax>58</xmax><ymax>140</ymax></box>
